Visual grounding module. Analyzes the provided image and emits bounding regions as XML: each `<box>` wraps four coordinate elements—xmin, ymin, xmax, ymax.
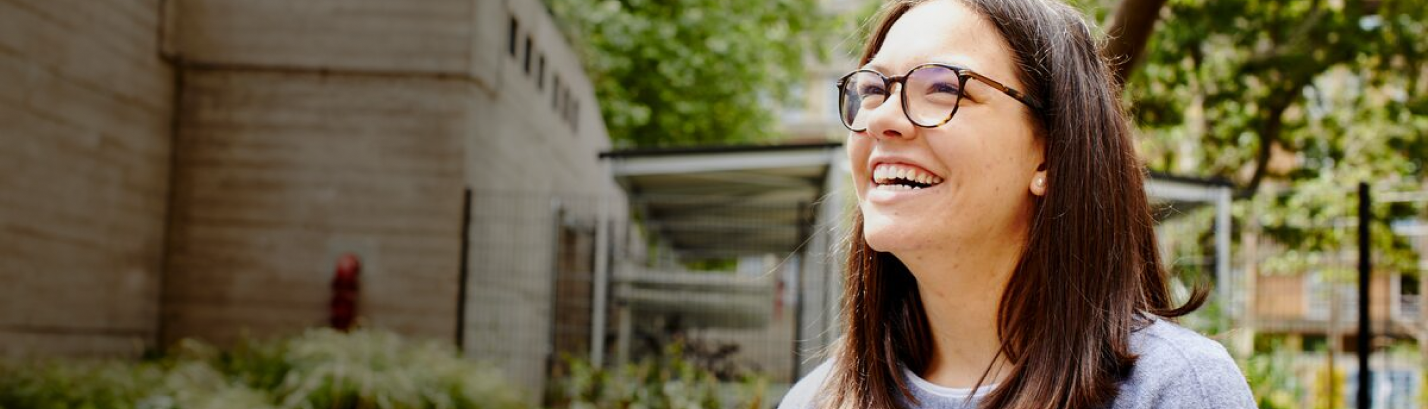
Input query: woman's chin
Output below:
<box><xmin>862</xmin><ymin>220</ymin><xmax>929</xmax><ymax>254</ymax></box>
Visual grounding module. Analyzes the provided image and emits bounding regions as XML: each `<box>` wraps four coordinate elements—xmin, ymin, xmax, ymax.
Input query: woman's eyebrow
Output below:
<box><xmin>863</xmin><ymin>58</ymin><xmax>979</xmax><ymax>73</ymax></box>
<box><xmin>929</xmin><ymin>58</ymin><xmax>976</xmax><ymax>69</ymax></box>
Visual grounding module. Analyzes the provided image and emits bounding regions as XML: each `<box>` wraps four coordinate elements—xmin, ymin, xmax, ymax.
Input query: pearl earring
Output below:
<box><xmin>1035</xmin><ymin>177</ymin><xmax>1045</xmax><ymax>188</ymax></box>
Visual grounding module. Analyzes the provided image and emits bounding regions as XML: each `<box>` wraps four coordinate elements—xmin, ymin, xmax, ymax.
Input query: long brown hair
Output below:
<box><xmin>822</xmin><ymin>1</ymin><xmax>1206</xmax><ymax>408</ymax></box>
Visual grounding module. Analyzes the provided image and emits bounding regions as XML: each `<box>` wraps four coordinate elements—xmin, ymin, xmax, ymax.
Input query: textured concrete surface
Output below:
<box><xmin>0</xmin><ymin>0</ymin><xmax>174</xmax><ymax>357</ymax></box>
<box><xmin>162</xmin><ymin>69</ymin><xmax>468</xmax><ymax>347</ymax></box>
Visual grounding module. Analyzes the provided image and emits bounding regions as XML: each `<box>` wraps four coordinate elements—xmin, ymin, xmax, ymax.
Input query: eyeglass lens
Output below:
<box><xmin>839</xmin><ymin>65</ymin><xmax>964</xmax><ymax>131</ymax></box>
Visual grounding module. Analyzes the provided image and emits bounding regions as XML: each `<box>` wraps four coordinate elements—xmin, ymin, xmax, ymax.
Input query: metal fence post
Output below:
<box><xmin>591</xmin><ymin>178</ymin><xmax>612</xmax><ymax>367</ymax></box>
<box><xmin>1357</xmin><ymin>181</ymin><xmax>1372</xmax><ymax>409</ymax></box>
<box><xmin>1215</xmin><ymin>186</ymin><xmax>1232</xmax><ymax>317</ymax></box>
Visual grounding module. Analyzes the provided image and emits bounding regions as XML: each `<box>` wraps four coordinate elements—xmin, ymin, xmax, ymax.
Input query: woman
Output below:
<box><xmin>779</xmin><ymin>0</ymin><xmax>1256</xmax><ymax>408</ymax></box>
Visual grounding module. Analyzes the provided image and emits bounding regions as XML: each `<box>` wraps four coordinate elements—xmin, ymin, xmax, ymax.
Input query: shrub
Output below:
<box><xmin>0</xmin><ymin>359</ymin><xmax>161</xmax><ymax>409</ymax></box>
<box><xmin>0</xmin><ymin>329</ymin><xmax>526</xmax><ymax>409</ymax></box>
<box><xmin>550</xmin><ymin>343</ymin><xmax>768</xmax><ymax>409</ymax></box>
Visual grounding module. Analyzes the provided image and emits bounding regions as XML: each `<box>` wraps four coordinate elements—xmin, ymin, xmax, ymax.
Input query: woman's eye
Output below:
<box><xmin>927</xmin><ymin>82</ymin><xmax>961</xmax><ymax>96</ymax></box>
<box><xmin>858</xmin><ymin>84</ymin><xmax>887</xmax><ymax>96</ymax></box>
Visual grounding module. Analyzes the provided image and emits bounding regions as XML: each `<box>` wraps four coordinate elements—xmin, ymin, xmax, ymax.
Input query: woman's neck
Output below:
<box><xmin>896</xmin><ymin>241</ymin><xmax>1021</xmax><ymax>389</ymax></box>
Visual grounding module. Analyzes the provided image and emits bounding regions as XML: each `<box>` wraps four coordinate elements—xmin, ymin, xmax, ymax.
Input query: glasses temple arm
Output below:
<box><xmin>964</xmin><ymin>71</ymin><xmax>1042</xmax><ymax>112</ymax></box>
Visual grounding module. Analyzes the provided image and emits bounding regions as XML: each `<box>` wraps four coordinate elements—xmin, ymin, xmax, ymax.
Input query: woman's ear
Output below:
<box><xmin>1030</xmin><ymin>162</ymin><xmax>1048</xmax><ymax>196</ymax></box>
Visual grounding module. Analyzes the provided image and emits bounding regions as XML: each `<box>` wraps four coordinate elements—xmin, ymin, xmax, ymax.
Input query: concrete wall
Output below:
<box><xmin>159</xmin><ymin>0</ymin><xmax>482</xmax><ymax>346</ymax></box>
<box><xmin>163</xmin><ymin>0</ymin><xmax>620</xmax><ymax>398</ymax></box>
<box><xmin>164</xmin><ymin>0</ymin><xmax>478</xmax><ymax>75</ymax></box>
<box><xmin>161</xmin><ymin>69</ymin><xmax>468</xmax><ymax>345</ymax></box>
<box><xmin>0</xmin><ymin>0</ymin><xmax>174</xmax><ymax>356</ymax></box>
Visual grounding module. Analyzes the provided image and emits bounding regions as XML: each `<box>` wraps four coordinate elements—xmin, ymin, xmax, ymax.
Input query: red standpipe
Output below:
<box><xmin>330</xmin><ymin>254</ymin><xmax>360</xmax><ymax>332</ymax></box>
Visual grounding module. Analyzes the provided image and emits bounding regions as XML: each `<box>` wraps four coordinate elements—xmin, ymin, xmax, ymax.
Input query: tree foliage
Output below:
<box><xmin>1126</xmin><ymin>0</ymin><xmax>1428</xmax><ymax>268</ymax></box>
<box><xmin>545</xmin><ymin>0</ymin><xmax>833</xmax><ymax>148</ymax></box>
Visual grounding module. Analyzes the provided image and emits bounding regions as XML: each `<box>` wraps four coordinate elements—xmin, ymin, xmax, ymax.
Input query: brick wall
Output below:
<box><xmin>0</xmin><ymin>0</ymin><xmax>174</xmax><ymax>357</ymax></box>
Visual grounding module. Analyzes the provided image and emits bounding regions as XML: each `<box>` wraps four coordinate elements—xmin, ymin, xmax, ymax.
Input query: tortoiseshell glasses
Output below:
<box><xmin>836</xmin><ymin>63</ymin><xmax>1040</xmax><ymax>132</ymax></box>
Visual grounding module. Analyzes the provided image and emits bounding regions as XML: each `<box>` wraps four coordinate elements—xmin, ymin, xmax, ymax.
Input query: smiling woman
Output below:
<box><xmin>778</xmin><ymin>1</ymin><xmax>1256</xmax><ymax>409</ymax></box>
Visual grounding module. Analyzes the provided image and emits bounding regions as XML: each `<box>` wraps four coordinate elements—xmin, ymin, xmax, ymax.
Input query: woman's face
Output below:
<box><xmin>850</xmin><ymin>0</ymin><xmax>1045</xmax><ymax>257</ymax></box>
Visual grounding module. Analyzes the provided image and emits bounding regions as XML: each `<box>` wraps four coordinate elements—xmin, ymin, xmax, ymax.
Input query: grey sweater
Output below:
<box><xmin>779</xmin><ymin>318</ymin><xmax>1256</xmax><ymax>409</ymax></box>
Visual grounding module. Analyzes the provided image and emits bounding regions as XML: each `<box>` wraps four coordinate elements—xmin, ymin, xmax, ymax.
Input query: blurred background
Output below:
<box><xmin>0</xmin><ymin>0</ymin><xmax>1425</xmax><ymax>408</ymax></box>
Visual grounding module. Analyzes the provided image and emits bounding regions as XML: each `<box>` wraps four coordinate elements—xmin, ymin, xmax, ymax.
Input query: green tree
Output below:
<box><xmin>545</xmin><ymin>0</ymin><xmax>834</xmax><ymax>147</ymax></box>
<box><xmin>1127</xmin><ymin>0</ymin><xmax>1428</xmax><ymax>267</ymax></box>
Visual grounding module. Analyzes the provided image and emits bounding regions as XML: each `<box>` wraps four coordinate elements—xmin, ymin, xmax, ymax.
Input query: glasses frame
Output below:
<box><xmin>835</xmin><ymin>63</ymin><xmax>1041</xmax><ymax>132</ymax></box>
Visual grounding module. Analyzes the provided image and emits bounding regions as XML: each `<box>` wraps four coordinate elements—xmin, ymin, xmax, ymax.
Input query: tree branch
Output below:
<box><xmin>1103</xmin><ymin>0</ymin><xmax>1169</xmax><ymax>87</ymax></box>
<box><xmin>1237</xmin><ymin>116</ymin><xmax>1278</xmax><ymax>199</ymax></box>
<box><xmin>1235</xmin><ymin>96</ymin><xmax>1293</xmax><ymax>199</ymax></box>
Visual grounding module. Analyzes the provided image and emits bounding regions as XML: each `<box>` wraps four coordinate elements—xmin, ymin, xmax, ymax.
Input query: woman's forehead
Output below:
<box><xmin>866</xmin><ymin>0</ymin><xmax>1016</xmax><ymax>79</ymax></box>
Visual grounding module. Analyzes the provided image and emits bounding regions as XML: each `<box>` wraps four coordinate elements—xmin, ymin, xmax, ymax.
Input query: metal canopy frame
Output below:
<box><xmin>1146</xmin><ymin>171</ymin><xmax>1236</xmax><ymax>317</ymax></box>
<box><xmin>603</xmin><ymin>142</ymin><xmax>843</xmax><ymax>261</ymax></box>
<box><xmin>594</xmin><ymin>142</ymin><xmax>844</xmax><ymax>366</ymax></box>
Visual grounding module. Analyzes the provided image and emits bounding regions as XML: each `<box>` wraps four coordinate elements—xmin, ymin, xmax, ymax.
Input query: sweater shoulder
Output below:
<box><xmin>1116</xmin><ymin>319</ymin><xmax>1257</xmax><ymax>409</ymax></box>
<box><xmin>778</xmin><ymin>359</ymin><xmax>836</xmax><ymax>409</ymax></box>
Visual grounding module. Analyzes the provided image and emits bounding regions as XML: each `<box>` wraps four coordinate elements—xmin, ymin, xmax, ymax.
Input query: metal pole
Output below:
<box><xmin>456</xmin><ymin>188</ymin><xmax>472</xmax><ymax>351</ymax></box>
<box><xmin>1215</xmin><ymin>186</ymin><xmax>1232</xmax><ymax>317</ymax></box>
<box><xmin>547</xmin><ymin>201</ymin><xmax>564</xmax><ymax>373</ymax></box>
<box><xmin>791</xmin><ymin>201</ymin><xmax>811</xmax><ymax>382</ymax></box>
<box><xmin>591</xmin><ymin>172</ymin><xmax>612</xmax><ymax>367</ymax></box>
<box><xmin>1357</xmin><ymin>182</ymin><xmax>1372</xmax><ymax>409</ymax></box>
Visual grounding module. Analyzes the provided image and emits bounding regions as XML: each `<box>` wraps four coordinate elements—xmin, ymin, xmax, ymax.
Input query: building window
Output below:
<box><xmin>825</xmin><ymin>74</ymin><xmax>842</xmax><ymax>124</ymax></box>
<box><xmin>523</xmin><ymin>36</ymin><xmax>533</xmax><ymax>75</ymax></box>
<box><xmin>508</xmin><ymin>17</ymin><xmax>518</xmax><ymax>57</ymax></box>
<box><xmin>553</xmin><ymin>76</ymin><xmax>562</xmax><ymax>109</ymax></box>
<box><xmin>538</xmin><ymin>55</ymin><xmax>547</xmax><ymax>90</ymax></box>
<box><xmin>781</xmin><ymin>81</ymin><xmax>808</xmax><ymax>124</ymax></box>
<box><xmin>562</xmin><ymin>89</ymin><xmax>571</xmax><ymax>124</ymax></box>
<box><xmin>558</xmin><ymin>87</ymin><xmax>568</xmax><ymax>120</ymax></box>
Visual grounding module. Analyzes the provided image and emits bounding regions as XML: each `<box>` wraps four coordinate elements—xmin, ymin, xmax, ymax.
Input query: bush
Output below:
<box><xmin>1239</xmin><ymin>350</ymin><xmax>1302</xmax><ymax>409</ymax></box>
<box><xmin>0</xmin><ymin>329</ymin><xmax>527</xmax><ymax>409</ymax></box>
<box><xmin>549</xmin><ymin>343</ymin><xmax>768</xmax><ymax>409</ymax></box>
<box><xmin>0</xmin><ymin>359</ymin><xmax>162</xmax><ymax>409</ymax></box>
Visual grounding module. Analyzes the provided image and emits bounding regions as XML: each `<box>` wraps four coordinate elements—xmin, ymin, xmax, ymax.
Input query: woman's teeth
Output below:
<box><xmin>873</xmin><ymin>164</ymin><xmax>943</xmax><ymax>189</ymax></box>
<box><xmin>877</xmin><ymin>184</ymin><xmax>922</xmax><ymax>190</ymax></box>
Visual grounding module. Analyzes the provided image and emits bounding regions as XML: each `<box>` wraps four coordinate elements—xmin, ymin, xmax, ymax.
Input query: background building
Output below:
<box><xmin>0</xmin><ymin>0</ymin><xmax>621</xmax><ymax>399</ymax></box>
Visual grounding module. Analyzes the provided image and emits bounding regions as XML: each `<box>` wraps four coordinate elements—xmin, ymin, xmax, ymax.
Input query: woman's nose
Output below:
<box><xmin>863</xmin><ymin>84</ymin><xmax>915</xmax><ymax>141</ymax></box>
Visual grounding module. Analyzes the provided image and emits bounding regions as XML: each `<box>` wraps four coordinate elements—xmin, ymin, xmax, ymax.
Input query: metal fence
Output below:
<box><xmin>1184</xmin><ymin>185</ymin><xmax>1428</xmax><ymax>409</ymax></box>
